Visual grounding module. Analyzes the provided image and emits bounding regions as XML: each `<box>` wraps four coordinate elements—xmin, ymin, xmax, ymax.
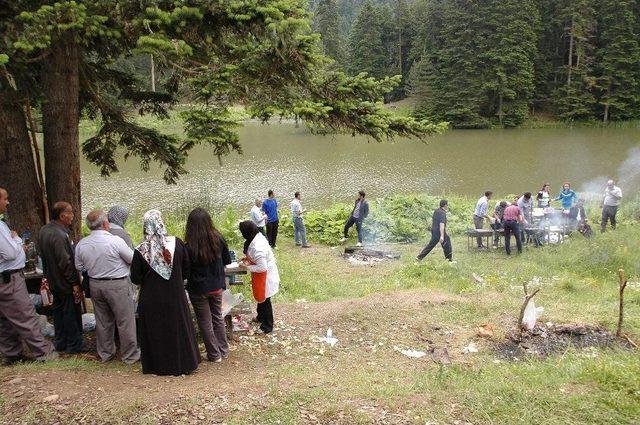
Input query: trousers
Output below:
<box><xmin>503</xmin><ymin>220</ymin><xmax>522</xmax><ymax>255</ymax></box>
<box><xmin>343</xmin><ymin>216</ymin><xmax>363</xmax><ymax>243</ymax></box>
<box><xmin>51</xmin><ymin>291</ymin><xmax>84</xmax><ymax>353</ymax></box>
<box><xmin>0</xmin><ymin>271</ymin><xmax>54</xmax><ymax>358</ymax></box>
<box><xmin>90</xmin><ymin>278</ymin><xmax>140</xmax><ymax>363</ymax></box>
<box><xmin>417</xmin><ymin>231</ymin><xmax>452</xmax><ymax>261</ymax></box>
<box><xmin>601</xmin><ymin>205</ymin><xmax>618</xmax><ymax>231</ymax></box>
<box><xmin>256</xmin><ymin>297</ymin><xmax>274</xmax><ymax>333</ymax></box>
<box><xmin>266</xmin><ymin>221</ymin><xmax>279</xmax><ymax>247</ymax></box>
<box><xmin>293</xmin><ymin>217</ymin><xmax>308</xmax><ymax>246</ymax></box>
<box><xmin>473</xmin><ymin>215</ymin><xmax>485</xmax><ymax>247</ymax></box>
<box><xmin>189</xmin><ymin>291</ymin><xmax>229</xmax><ymax>361</ymax></box>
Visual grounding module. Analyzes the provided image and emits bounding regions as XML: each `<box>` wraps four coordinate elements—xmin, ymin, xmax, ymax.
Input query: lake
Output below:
<box><xmin>80</xmin><ymin>123</ymin><xmax>640</xmax><ymax>214</ymax></box>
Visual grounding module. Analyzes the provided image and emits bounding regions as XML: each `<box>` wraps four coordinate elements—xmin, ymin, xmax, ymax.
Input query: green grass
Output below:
<box><xmin>10</xmin><ymin>194</ymin><xmax>639</xmax><ymax>424</ymax></box>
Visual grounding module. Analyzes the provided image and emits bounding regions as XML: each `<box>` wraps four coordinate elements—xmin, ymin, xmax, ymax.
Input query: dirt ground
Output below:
<box><xmin>0</xmin><ymin>289</ymin><xmax>634</xmax><ymax>424</ymax></box>
<box><xmin>0</xmin><ymin>290</ymin><xmax>476</xmax><ymax>424</ymax></box>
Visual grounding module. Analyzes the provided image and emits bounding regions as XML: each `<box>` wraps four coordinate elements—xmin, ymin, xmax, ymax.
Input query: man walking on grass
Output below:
<box><xmin>416</xmin><ymin>200</ymin><xmax>453</xmax><ymax>262</ymax></box>
<box><xmin>340</xmin><ymin>190</ymin><xmax>369</xmax><ymax>247</ymax></box>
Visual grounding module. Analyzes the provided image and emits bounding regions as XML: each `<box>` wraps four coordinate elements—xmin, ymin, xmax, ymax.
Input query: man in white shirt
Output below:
<box><xmin>601</xmin><ymin>180</ymin><xmax>622</xmax><ymax>232</ymax></box>
<box><xmin>473</xmin><ymin>191</ymin><xmax>493</xmax><ymax>248</ymax></box>
<box><xmin>250</xmin><ymin>198</ymin><xmax>267</xmax><ymax>235</ymax></box>
<box><xmin>75</xmin><ymin>209</ymin><xmax>140</xmax><ymax>364</ymax></box>
<box><xmin>0</xmin><ymin>187</ymin><xmax>58</xmax><ymax>364</ymax></box>
<box><xmin>290</xmin><ymin>192</ymin><xmax>310</xmax><ymax>248</ymax></box>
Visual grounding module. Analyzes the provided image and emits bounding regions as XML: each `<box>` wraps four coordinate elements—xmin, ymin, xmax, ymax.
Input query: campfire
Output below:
<box><xmin>342</xmin><ymin>246</ymin><xmax>400</xmax><ymax>266</ymax></box>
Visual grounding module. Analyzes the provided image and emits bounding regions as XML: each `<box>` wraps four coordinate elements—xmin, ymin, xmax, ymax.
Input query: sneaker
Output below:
<box><xmin>295</xmin><ymin>243</ymin><xmax>302</xmax><ymax>246</ymax></box>
<box><xmin>211</xmin><ymin>358</ymin><xmax>222</xmax><ymax>363</ymax></box>
<box><xmin>339</xmin><ymin>237</ymin><xmax>347</xmax><ymax>243</ymax></box>
<box><xmin>448</xmin><ymin>260</ymin><xmax>457</xmax><ymax>265</ymax></box>
<box><xmin>415</xmin><ymin>256</ymin><xmax>422</xmax><ymax>262</ymax></box>
<box><xmin>356</xmin><ymin>242</ymin><xmax>363</xmax><ymax>247</ymax></box>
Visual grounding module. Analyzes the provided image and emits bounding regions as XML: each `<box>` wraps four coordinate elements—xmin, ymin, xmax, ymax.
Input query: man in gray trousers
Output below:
<box><xmin>75</xmin><ymin>209</ymin><xmax>140</xmax><ymax>364</ymax></box>
<box><xmin>0</xmin><ymin>187</ymin><xmax>58</xmax><ymax>364</ymax></box>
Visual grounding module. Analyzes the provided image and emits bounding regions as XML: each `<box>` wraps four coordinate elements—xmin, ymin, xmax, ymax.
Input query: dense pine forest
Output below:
<box><xmin>311</xmin><ymin>0</ymin><xmax>640</xmax><ymax>128</ymax></box>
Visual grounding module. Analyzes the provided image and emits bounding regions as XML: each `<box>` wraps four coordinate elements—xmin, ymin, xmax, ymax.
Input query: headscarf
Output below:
<box><xmin>136</xmin><ymin>210</ymin><xmax>175</xmax><ymax>280</ymax></box>
<box><xmin>239</xmin><ymin>220</ymin><xmax>260</xmax><ymax>255</ymax></box>
<box><xmin>108</xmin><ymin>205</ymin><xmax>129</xmax><ymax>228</ymax></box>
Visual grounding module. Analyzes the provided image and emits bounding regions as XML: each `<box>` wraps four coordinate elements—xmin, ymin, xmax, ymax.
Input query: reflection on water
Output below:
<box><xmin>81</xmin><ymin>123</ymin><xmax>640</xmax><ymax>215</ymax></box>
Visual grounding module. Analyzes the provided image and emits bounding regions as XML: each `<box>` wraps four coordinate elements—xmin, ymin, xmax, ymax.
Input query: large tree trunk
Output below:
<box><xmin>0</xmin><ymin>89</ymin><xmax>46</xmax><ymax>236</ymax></box>
<box><xmin>41</xmin><ymin>32</ymin><xmax>82</xmax><ymax>241</ymax></box>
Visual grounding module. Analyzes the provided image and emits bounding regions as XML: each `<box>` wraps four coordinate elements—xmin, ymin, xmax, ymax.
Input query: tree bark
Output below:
<box><xmin>41</xmin><ymin>32</ymin><xmax>82</xmax><ymax>241</ymax></box>
<box><xmin>0</xmin><ymin>89</ymin><xmax>46</xmax><ymax>236</ymax></box>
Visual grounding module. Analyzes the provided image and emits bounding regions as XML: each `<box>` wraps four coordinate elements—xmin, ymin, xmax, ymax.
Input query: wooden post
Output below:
<box><xmin>616</xmin><ymin>269</ymin><xmax>627</xmax><ymax>337</ymax></box>
<box><xmin>24</xmin><ymin>98</ymin><xmax>49</xmax><ymax>223</ymax></box>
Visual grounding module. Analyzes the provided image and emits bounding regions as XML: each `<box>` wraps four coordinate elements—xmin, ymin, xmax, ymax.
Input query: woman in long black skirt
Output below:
<box><xmin>130</xmin><ymin>210</ymin><xmax>200</xmax><ymax>375</ymax></box>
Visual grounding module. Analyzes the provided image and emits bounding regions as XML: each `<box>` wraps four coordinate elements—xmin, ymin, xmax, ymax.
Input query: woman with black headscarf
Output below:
<box><xmin>238</xmin><ymin>220</ymin><xmax>280</xmax><ymax>334</ymax></box>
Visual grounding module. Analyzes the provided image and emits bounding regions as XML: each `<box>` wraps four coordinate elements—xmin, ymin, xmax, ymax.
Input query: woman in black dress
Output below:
<box><xmin>130</xmin><ymin>210</ymin><xmax>200</xmax><ymax>375</ymax></box>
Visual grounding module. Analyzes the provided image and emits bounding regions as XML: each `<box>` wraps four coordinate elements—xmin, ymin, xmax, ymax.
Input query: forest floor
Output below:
<box><xmin>1</xmin><ymin>230</ymin><xmax>639</xmax><ymax>424</ymax></box>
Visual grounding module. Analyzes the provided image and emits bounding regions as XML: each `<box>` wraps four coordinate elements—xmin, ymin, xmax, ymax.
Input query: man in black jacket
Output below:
<box><xmin>38</xmin><ymin>202</ymin><xmax>87</xmax><ymax>353</ymax></box>
<box><xmin>340</xmin><ymin>191</ymin><xmax>369</xmax><ymax>246</ymax></box>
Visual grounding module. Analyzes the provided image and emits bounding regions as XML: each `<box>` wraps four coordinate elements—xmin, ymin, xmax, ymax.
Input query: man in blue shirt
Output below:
<box><xmin>262</xmin><ymin>190</ymin><xmax>279</xmax><ymax>248</ymax></box>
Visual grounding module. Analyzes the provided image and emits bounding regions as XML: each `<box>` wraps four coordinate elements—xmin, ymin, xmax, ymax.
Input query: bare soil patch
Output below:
<box><xmin>495</xmin><ymin>323</ymin><xmax>636</xmax><ymax>359</ymax></box>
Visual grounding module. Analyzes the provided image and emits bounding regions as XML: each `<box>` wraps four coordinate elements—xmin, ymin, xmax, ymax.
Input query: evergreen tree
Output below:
<box><xmin>478</xmin><ymin>0</ymin><xmax>539</xmax><ymax>127</ymax></box>
<box><xmin>314</xmin><ymin>0</ymin><xmax>344</xmax><ymax>64</ymax></box>
<box><xmin>594</xmin><ymin>0</ymin><xmax>640</xmax><ymax>121</ymax></box>
<box><xmin>347</xmin><ymin>0</ymin><xmax>388</xmax><ymax>78</ymax></box>
<box><xmin>553</xmin><ymin>0</ymin><xmax>598</xmax><ymax>121</ymax></box>
<box><xmin>0</xmin><ymin>0</ymin><xmax>443</xmax><ymax>237</ymax></box>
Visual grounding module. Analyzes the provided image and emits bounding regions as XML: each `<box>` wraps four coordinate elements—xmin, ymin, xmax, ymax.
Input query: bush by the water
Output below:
<box><xmin>120</xmin><ymin>193</ymin><xmax>640</xmax><ymax>249</ymax></box>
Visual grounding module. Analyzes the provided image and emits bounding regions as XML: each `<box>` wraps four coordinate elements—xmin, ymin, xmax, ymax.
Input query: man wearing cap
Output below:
<box><xmin>0</xmin><ymin>187</ymin><xmax>58</xmax><ymax>364</ymax></box>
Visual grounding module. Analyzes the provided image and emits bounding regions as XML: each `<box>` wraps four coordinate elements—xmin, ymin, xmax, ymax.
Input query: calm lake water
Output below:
<box><xmin>81</xmin><ymin>123</ymin><xmax>640</xmax><ymax>215</ymax></box>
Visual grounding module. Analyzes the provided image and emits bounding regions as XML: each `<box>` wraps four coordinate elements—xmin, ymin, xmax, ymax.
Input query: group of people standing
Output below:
<box><xmin>415</xmin><ymin>180</ymin><xmax>623</xmax><ymax>262</ymax></box>
<box><xmin>0</xmin><ymin>185</ymin><xmax>280</xmax><ymax>376</ymax></box>
<box><xmin>249</xmin><ymin>190</ymin><xmax>370</xmax><ymax>248</ymax></box>
<box><xmin>473</xmin><ymin>180</ymin><xmax>623</xmax><ymax>255</ymax></box>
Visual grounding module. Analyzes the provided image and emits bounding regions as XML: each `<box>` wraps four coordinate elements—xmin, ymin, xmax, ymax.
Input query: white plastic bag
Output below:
<box><xmin>82</xmin><ymin>313</ymin><xmax>96</xmax><ymax>332</ymax></box>
<box><xmin>522</xmin><ymin>299</ymin><xmax>537</xmax><ymax>330</ymax></box>
<box><xmin>221</xmin><ymin>290</ymin><xmax>244</xmax><ymax>317</ymax></box>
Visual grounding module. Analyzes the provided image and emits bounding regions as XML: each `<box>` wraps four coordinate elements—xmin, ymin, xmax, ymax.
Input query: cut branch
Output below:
<box><xmin>518</xmin><ymin>281</ymin><xmax>541</xmax><ymax>332</ymax></box>
<box><xmin>616</xmin><ymin>269</ymin><xmax>628</xmax><ymax>338</ymax></box>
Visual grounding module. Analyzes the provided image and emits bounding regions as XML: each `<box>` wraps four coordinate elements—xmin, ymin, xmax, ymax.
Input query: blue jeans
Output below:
<box><xmin>293</xmin><ymin>217</ymin><xmax>308</xmax><ymax>245</ymax></box>
<box><xmin>343</xmin><ymin>216</ymin><xmax>363</xmax><ymax>243</ymax></box>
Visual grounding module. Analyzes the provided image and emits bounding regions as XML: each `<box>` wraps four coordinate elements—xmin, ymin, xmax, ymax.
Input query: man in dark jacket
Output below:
<box><xmin>340</xmin><ymin>190</ymin><xmax>369</xmax><ymax>246</ymax></box>
<box><xmin>38</xmin><ymin>202</ymin><xmax>87</xmax><ymax>353</ymax></box>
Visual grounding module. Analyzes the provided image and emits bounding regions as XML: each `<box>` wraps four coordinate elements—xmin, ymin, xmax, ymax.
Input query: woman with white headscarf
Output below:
<box><xmin>130</xmin><ymin>210</ymin><xmax>200</xmax><ymax>375</ymax></box>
